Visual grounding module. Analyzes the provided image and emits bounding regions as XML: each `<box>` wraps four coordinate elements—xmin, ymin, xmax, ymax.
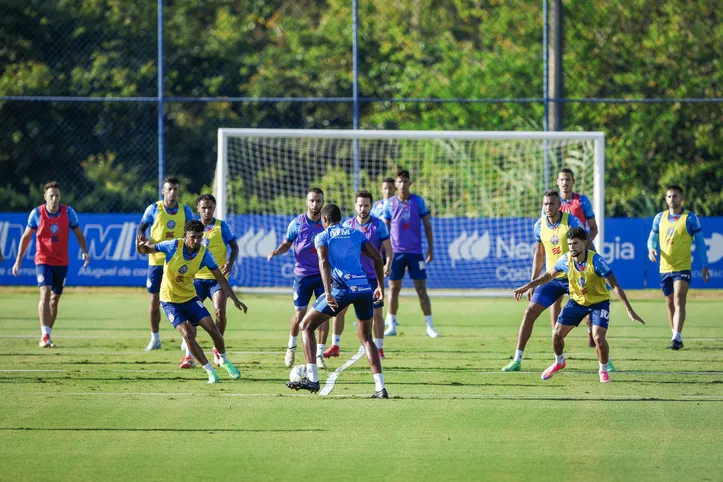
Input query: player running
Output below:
<box><xmin>137</xmin><ymin>176</ymin><xmax>194</xmax><ymax>351</ymax></box>
<box><xmin>547</xmin><ymin>168</ymin><xmax>599</xmax><ymax>347</ymax></box>
<box><xmin>647</xmin><ymin>185</ymin><xmax>710</xmax><ymax>350</ymax></box>
<box><xmin>267</xmin><ymin>188</ymin><xmax>330</xmax><ymax>369</ymax></box>
<box><xmin>502</xmin><ymin>190</ymin><xmax>599</xmax><ymax>372</ymax></box>
<box><xmin>323</xmin><ymin>190</ymin><xmax>392</xmax><ymax>359</ymax></box>
<box><xmin>12</xmin><ymin>181</ymin><xmax>90</xmax><ymax>348</ymax></box>
<box><xmin>513</xmin><ymin>227</ymin><xmax>645</xmax><ymax>383</ymax></box>
<box><xmin>286</xmin><ymin>204</ymin><xmax>388</xmax><ymax>398</ymax></box>
<box><xmin>175</xmin><ymin>194</ymin><xmax>240</xmax><ymax>369</ymax></box>
<box><xmin>136</xmin><ymin>220</ymin><xmax>247</xmax><ymax>384</ymax></box>
<box><xmin>383</xmin><ymin>169</ymin><xmax>438</xmax><ymax>337</ymax></box>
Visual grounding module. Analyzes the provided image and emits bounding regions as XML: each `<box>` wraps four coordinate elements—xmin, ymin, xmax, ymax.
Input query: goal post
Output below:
<box><xmin>215</xmin><ymin>129</ymin><xmax>604</xmax><ymax>294</ymax></box>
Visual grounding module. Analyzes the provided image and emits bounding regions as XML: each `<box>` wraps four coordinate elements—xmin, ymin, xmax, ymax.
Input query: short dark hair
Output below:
<box><xmin>320</xmin><ymin>204</ymin><xmax>342</xmax><ymax>223</ymax></box>
<box><xmin>559</xmin><ymin>168</ymin><xmax>575</xmax><ymax>178</ymax></box>
<box><xmin>382</xmin><ymin>177</ymin><xmax>395</xmax><ymax>184</ymax></box>
<box><xmin>566</xmin><ymin>226</ymin><xmax>587</xmax><ymax>241</ymax></box>
<box><xmin>355</xmin><ymin>190</ymin><xmax>373</xmax><ymax>202</ymax></box>
<box><xmin>195</xmin><ymin>193</ymin><xmax>216</xmax><ymax>207</ymax></box>
<box><xmin>184</xmin><ymin>220</ymin><xmax>204</xmax><ymax>233</ymax></box>
<box><xmin>308</xmin><ymin>187</ymin><xmax>324</xmax><ymax>197</ymax></box>
<box><xmin>543</xmin><ymin>189</ymin><xmax>560</xmax><ymax>200</ymax></box>
<box><xmin>396</xmin><ymin>169</ymin><xmax>410</xmax><ymax>180</ymax></box>
<box><xmin>666</xmin><ymin>185</ymin><xmax>684</xmax><ymax>195</ymax></box>
<box><xmin>163</xmin><ymin>176</ymin><xmax>180</xmax><ymax>187</ymax></box>
<box><xmin>43</xmin><ymin>181</ymin><xmax>60</xmax><ymax>192</ymax></box>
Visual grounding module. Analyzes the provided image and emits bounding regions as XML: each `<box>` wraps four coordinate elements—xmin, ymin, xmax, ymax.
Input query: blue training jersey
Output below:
<box><xmin>314</xmin><ymin>224</ymin><xmax>371</xmax><ymax>290</ymax></box>
<box><xmin>140</xmin><ymin>202</ymin><xmax>194</xmax><ymax>228</ymax></box>
<box><xmin>154</xmin><ymin>240</ymin><xmax>218</xmax><ymax>271</ymax></box>
<box><xmin>647</xmin><ymin>210</ymin><xmax>708</xmax><ymax>267</ymax></box>
<box><xmin>554</xmin><ymin>250</ymin><xmax>612</xmax><ymax>278</ymax></box>
<box><xmin>28</xmin><ymin>205</ymin><xmax>80</xmax><ymax>229</ymax></box>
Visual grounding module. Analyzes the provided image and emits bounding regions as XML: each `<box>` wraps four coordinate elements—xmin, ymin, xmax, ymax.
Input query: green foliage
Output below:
<box><xmin>0</xmin><ymin>0</ymin><xmax>720</xmax><ymax>215</ymax></box>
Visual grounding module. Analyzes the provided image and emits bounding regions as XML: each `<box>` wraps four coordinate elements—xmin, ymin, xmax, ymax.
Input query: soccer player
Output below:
<box><xmin>137</xmin><ymin>176</ymin><xmax>194</xmax><ymax>351</ymax></box>
<box><xmin>175</xmin><ymin>194</ymin><xmax>240</xmax><ymax>369</ymax></box>
<box><xmin>323</xmin><ymin>190</ymin><xmax>392</xmax><ymax>359</ymax></box>
<box><xmin>383</xmin><ymin>169</ymin><xmax>438</xmax><ymax>337</ymax></box>
<box><xmin>267</xmin><ymin>187</ymin><xmax>329</xmax><ymax>368</ymax></box>
<box><xmin>136</xmin><ymin>220</ymin><xmax>247</xmax><ymax>384</ymax></box>
<box><xmin>286</xmin><ymin>204</ymin><xmax>388</xmax><ymax>398</ymax></box>
<box><xmin>370</xmin><ymin>177</ymin><xmax>396</xmax><ymax>219</ymax></box>
<box><xmin>647</xmin><ymin>185</ymin><xmax>710</xmax><ymax>350</ymax></box>
<box><xmin>547</xmin><ymin>168</ymin><xmax>599</xmax><ymax>347</ymax></box>
<box><xmin>12</xmin><ymin>181</ymin><xmax>90</xmax><ymax>348</ymax></box>
<box><xmin>502</xmin><ymin>190</ymin><xmax>594</xmax><ymax>372</ymax></box>
<box><xmin>513</xmin><ymin>227</ymin><xmax>645</xmax><ymax>383</ymax></box>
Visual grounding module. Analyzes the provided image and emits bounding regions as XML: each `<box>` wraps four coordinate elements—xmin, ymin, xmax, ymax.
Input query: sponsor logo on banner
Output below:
<box><xmin>447</xmin><ymin>231</ymin><xmax>491</xmax><ymax>267</ymax></box>
<box><xmin>0</xmin><ymin>221</ymin><xmax>36</xmax><ymax>260</ymax></box>
<box><xmin>237</xmin><ymin>228</ymin><xmax>277</xmax><ymax>258</ymax></box>
<box><xmin>84</xmin><ymin>222</ymin><xmax>139</xmax><ymax>261</ymax></box>
<box><xmin>699</xmin><ymin>232</ymin><xmax>723</xmax><ymax>264</ymax></box>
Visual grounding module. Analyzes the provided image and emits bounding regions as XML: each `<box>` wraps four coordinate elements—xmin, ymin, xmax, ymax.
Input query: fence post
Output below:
<box><xmin>157</xmin><ymin>0</ymin><xmax>165</xmax><ymax>197</ymax></box>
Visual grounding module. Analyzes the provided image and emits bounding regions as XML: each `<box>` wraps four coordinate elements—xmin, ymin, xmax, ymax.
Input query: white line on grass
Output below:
<box><xmin>319</xmin><ymin>345</ymin><xmax>366</xmax><ymax>397</ymax></box>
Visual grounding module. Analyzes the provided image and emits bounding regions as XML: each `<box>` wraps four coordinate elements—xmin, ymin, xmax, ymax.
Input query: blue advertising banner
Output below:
<box><xmin>1</xmin><ymin>213</ymin><xmax>722</xmax><ymax>290</ymax></box>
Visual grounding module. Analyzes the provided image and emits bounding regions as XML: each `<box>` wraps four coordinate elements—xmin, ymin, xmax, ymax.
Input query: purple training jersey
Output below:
<box><xmin>383</xmin><ymin>194</ymin><xmax>429</xmax><ymax>254</ymax></box>
<box><xmin>285</xmin><ymin>214</ymin><xmax>325</xmax><ymax>277</ymax></box>
<box><xmin>343</xmin><ymin>215</ymin><xmax>390</xmax><ymax>279</ymax></box>
<box><xmin>370</xmin><ymin>199</ymin><xmax>386</xmax><ymax>219</ymax></box>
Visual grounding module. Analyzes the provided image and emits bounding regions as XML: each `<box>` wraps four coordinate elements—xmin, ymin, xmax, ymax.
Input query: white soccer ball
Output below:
<box><xmin>289</xmin><ymin>364</ymin><xmax>307</xmax><ymax>382</ymax></box>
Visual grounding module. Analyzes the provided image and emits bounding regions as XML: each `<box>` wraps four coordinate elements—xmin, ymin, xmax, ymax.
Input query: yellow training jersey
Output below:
<box><xmin>149</xmin><ymin>201</ymin><xmax>188</xmax><ymax>266</ymax></box>
<box><xmin>196</xmin><ymin>219</ymin><xmax>228</xmax><ymax>280</ymax></box>
<box><xmin>566</xmin><ymin>250</ymin><xmax>610</xmax><ymax>306</ymax></box>
<box><xmin>540</xmin><ymin>212</ymin><xmax>571</xmax><ymax>279</ymax></box>
<box><xmin>160</xmin><ymin>240</ymin><xmax>207</xmax><ymax>303</ymax></box>
<box><xmin>659</xmin><ymin>210</ymin><xmax>692</xmax><ymax>273</ymax></box>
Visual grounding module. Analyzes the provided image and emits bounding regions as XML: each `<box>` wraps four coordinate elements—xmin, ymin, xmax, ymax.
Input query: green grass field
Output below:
<box><xmin>1</xmin><ymin>288</ymin><xmax>722</xmax><ymax>481</ymax></box>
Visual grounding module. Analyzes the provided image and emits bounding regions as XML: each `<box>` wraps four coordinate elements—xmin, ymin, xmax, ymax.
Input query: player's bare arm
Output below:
<box><xmin>267</xmin><ymin>240</ymin><xmax>292</xmax><ymax>261</ymax></box>
<box><xmin>606</xmin><ymin>273</ymin><xmax>645</xmax><ymax>325</ymax></box>
<box><xmin>317</xmin><ymin>245</ymin><xmax>337</xmax><ymax>309</ymax></box>
<box><xmin>423</xmin><ymin>215</ymin><xmax>433</xmax><ymax>263</ymax></box>
<box><xmin>588</xmin><ymin>217</ymin><xmax>599</xmax><ymax>241</ymax></box>
<box><xmin>362</xmin><ymin>242</ymin><xmax>385</xmax><ymax>302</ymax></box>
<box><xmin>528</xmin><ymin>242</ymin><xmax>545</xmax><ymax>300</ymax></box>
<box><xmin>513</xmin><ymin>268</ymin><xmax>561</xmax><ymax>301</ymax></box>
<box><xmin>222</xmin><ymin>238</ymin><xmax>240</xmax><ymax>276</ymax></box>
<box><xmin>72</xmin><ymin>225</ymin><xmax>90</xmax><ymax>266</ymax></box>
<box><xmin>136</xmin><ymin>221</ymin><xmax>149</xmax><ymax>242</ymax></box>
<box><xmin>212</xmin><ymin>267</ymin><xmax>247</xmax><ymax>313</ymax></box>
<box><xmin>135</xmin><ymin>234</ymin><xmax>157</xmax><ymax>255</ymax></box>
<box><xmin>12</xmin><ymin>226</ymin><xmax>35</xmax><ymax>276</ymax></box>
<box><xmin>381</xmin><ymin>238</ymin><xmax>393</xmax><ymax>277</ymax></box>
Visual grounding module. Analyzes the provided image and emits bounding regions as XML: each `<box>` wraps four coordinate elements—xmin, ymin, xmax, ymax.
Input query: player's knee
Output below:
<box><xmin>414</xmin><ymin>284</ymin><xmax>427</xmax><ymax>297</ymax></box>
<box><xmin>593</xmin><ymin>333</ymin><xmax>606</xmax><ymax>346</ymax></box>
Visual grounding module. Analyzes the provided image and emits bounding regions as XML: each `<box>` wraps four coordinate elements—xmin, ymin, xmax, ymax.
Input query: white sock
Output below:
<box><xmin>41</xmin><ymin>326</ymin><xmax>52</xmax><ymax>336</ymax></box>
<box><xmin>332</xmin><ymin>335</ymin><xmax>341</xmax><ymax>347</ymax></box>
<box><xmin>599</xmin><ymin>361</ymin><xmax>608</xmax><ymax>373</ymax></box>
<box><xmin>424</xmin><ymin>315</ymin><xmax>433</xmax><ymax>327</ymax></box>
<box><xmin>587</xmin><ymin>326</ymin><xmax>592</xmax><ymax>334</ymax></box>
<box><xmin>219</xmin><ymin>352</ymin><xmax>228</xmax><ymax>364</ymax></box>
<box><xmin>673</xmin><ymin>331</ymin><xmax>682</xmax><ymax>342</ymax></box>
<box><xmin>185</xmin><ymin>344</ymin><xmax>192</xmax><ymax>357</ymax></box>
<box><xmin>386</xmin><ymin>314</ymin><xmax>397</xmax><ymax>326</ymax></box>
<box><xmin>317</xmin><ymin>344</ymin><xmax>325</xmax><ymax>356</ymax></box>
<box><xmin>374</xmin><ymin>338</ymin><xmax>384</xmax><ymax>349</ymax></box>
<box><xmin>307</xmin><ymin>363</ymin><xmax>319</xmax><ymax>383</ymax></box>
<box><xmin>555</xmin><ymin>353</ymin><xmax>565</xmax><ymax>365</ymax></box>
<box><xmin>513</xmin><ymin>349</ymin><xmax>524</xmax><ymax>362</ymax></box>
<box><xmin>288</xmin><ymin>334</ymin><xmax>297</xmax><ymax>349</ymax></box>
<box><xmin>151</xmin><ymin>332</ymin><xmax>160</xmax><ymax>343</ymax></box>
<box><xmin>373</xmin><ymin>372</ymin><xmax>385</xmax><ymax>391</ymax></box>
<box><xmin>203</xmin><ymin>363</ymin><xmax>214</xmax><ymax>374</ymax></box>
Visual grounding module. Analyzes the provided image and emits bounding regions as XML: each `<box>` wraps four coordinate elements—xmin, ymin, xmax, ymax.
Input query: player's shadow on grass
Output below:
<box><xmin>0</xmin><ymin>427</ymin><xmax>325</xmax><ymax>433</ymax></box>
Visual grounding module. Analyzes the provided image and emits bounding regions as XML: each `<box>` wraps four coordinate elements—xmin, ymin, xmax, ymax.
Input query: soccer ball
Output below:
<box><xmin>289</xmin><ymin>364</ymin><xmax>307</xmax><ymax>382</ymax></box>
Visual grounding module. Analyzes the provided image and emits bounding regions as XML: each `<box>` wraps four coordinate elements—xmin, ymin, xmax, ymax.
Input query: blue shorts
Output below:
<box><xmin>389</xmin><ymin>253</ymin><xmax>427</xmax><ymax>281</ymax></box>
<box><xmin>557</xmin><ymin>299</ymin><xmax>611</xmax><ymax>330</ymax></box>
<box><xmin>313</xmin><ymin>285</ymin><xmax>375</xmax><ymax>321</ymax></box>
<box><xmin>660</xmin><ymin>270</ymin><xmax>691</xmax><ymax>297</ymax></box>
<box><xmin>146</xmin><ymin>265</ymin><xmax>164</xmax><ymax>294</ymax></box>
<box><xmin>293</xmin><ymin>274</ymin><xmax>325</xmax><ymax>309</ymax></box>
<box><xmin>368</xmin><ymin>277</ymin><xmax>383</xmax><ymax>309</ymax></box>
<box><xmin>161</xmin><ymin>297</ymin><xmax>211</xmax><ymax>328</ymax></box>
<box><xmin>36</xmin><ymin>264</ymin><xmax>68</xmax><ymax>294</ymax></box>
<box><xmin>531</xmin><ymin>278</ymin><xmax>569</xmax><ymax>308</ymax></box>
<box><xmin>194</xmin><ymin>278</ymin><xmax>223</xmax><ymax>301</ymax></box>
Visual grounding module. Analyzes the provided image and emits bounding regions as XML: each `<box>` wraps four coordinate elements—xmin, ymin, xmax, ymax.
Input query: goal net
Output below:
<box><xmin>215</xmin><ymin>129</ymin><xmax>604</xmax><ymax>295</ymax></box>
